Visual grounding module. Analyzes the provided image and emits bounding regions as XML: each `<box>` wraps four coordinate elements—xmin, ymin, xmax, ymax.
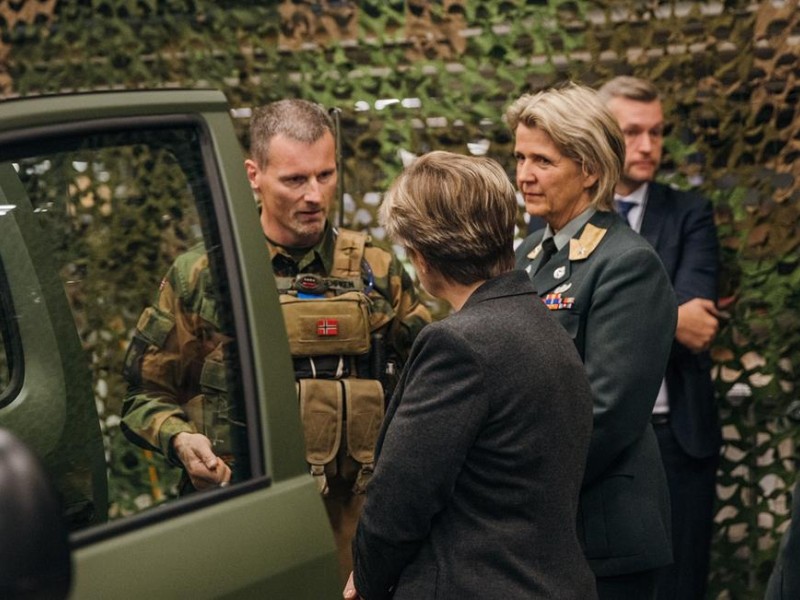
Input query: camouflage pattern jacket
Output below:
<box><xmin>121</xmin><ymin>224</ymin><xmax>430</xmax><ymax>469</ymax></box>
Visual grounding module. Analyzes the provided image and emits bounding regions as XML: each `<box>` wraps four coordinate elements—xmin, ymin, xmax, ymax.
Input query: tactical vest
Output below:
<box><xmin>276</xmin><ymin>229</ymin><xmax>385</xmax><ymax>496</ymax></box>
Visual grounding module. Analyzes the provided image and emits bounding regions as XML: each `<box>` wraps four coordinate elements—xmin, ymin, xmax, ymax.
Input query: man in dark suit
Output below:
<box><xmin>598</xmin><ymin>76</ymin><xmax>722</xmax><ymax>600</ymax></box>
<box><xmin>346</xmin><ymin>151</ymin><xmax>596</xmax><ymax>599</ymax></box>
<box><xmin>509</xmin><ymin>83</ymin><xmax>677</xmax><ymax>600</ymax></box>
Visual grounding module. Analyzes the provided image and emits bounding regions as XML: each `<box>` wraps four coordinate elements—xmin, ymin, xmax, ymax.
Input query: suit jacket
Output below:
<box><xmin>516</xmin><ymin>210</ymin><xmax>677</xmax><ymax>577</ymax></box>
<box><xmin>353</xmin><ymin>270</ymin><xmax>596</xmax><ymax>599</ymax></box>
<box><xmin>641</xmin><ymin>182</ymin><xmax>722</xmax><ymax>458</ymax></box>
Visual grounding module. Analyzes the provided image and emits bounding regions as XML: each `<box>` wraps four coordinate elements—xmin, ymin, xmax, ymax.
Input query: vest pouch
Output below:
<box><xmin>280</xmin><ymin>291</ymin><xmax>371</xmax><ymax>357</ymax></box>
<box><xmin>298</xmin><ymin>378</ymin><xmax>344</xmax><ymax>494</ymax></box>
<box><xmin>177</xmin><ymin>353</ymin><xmax>236</xmax><ymax>465</ymax></box>
<box><xmin>344</xmin><ymin>379</ymin><xmax>384</xmax><ymax>493</ymax></box>
<box><xmin>196</xmin><ymin>354</ymin><xmax>239</xmax><ymax>464</ymax></box>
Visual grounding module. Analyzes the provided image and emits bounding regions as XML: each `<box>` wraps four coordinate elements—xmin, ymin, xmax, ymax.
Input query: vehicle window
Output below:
<box><xmin>0</xmin><ymin>124</ymin><xmax>252</xmax><ymax>528</ymax></box>
<box><xmin>0</xmin><ymin>260</ymin><xmax>17</xmax><ymax>400</ymax></box>
<box><xmin>0</xmin><ymin>321</ymin><xmax>6</xmax><ymax>393</ymax></box>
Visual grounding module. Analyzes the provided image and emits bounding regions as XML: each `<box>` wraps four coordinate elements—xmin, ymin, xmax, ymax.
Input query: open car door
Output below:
<box><xmin>0</xmin><ymin>91</ymin><xmax>338</xmax><ymax>599</ymax></box>
<box><xmin>0</xmin><ymin>162</ymin><xmax>107</xmax><ymax>529</ymax></box>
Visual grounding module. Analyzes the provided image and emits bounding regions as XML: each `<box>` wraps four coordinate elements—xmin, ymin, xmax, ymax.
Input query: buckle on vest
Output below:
<box><xmin>294</xmin><ymin>273</ymin><xmax>326</xmax><ymax>295</ymax></box>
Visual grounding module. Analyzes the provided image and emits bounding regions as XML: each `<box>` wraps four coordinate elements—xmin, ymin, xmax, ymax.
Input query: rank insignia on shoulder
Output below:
<box><xmin>316</xmin><ymin>318</ymin><xmax>339</xmax><ymax>336</ymax></box>
<box><xmin>543</xmin><ymin>293</ymin><xmax>575</xmax><ymax>311</ymax></box>
<box><xmin>569</xmin><ymin>223</ymin><xmax>607</xmax><ymax>261</ymax></box>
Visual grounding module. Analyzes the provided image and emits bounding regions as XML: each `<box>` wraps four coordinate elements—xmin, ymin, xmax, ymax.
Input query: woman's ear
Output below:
<box><xmin>410</xmin><ymin>250</ymin><xmax>430</xmax><ymax>275</ymax></box>
<box><xmin>582</xmin><ymin>168</ymin><xmax>599</xmax><ymax>190</ymax></box>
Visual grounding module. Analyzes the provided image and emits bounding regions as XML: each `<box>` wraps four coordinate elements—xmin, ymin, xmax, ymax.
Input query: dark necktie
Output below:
<box><xmin>616</xmin><ymin>199</ymin><xmax>636</xmax><ymax>226</ymax></box>
<box><xmin>534</xmin><ymin>237</ymin><xmax>558</xmax><ymax>275</ymax></box>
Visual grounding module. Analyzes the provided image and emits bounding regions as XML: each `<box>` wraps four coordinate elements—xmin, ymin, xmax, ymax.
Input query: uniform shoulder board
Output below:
<box><xmin>569</xmin><ymin>223</ymin><xmax>607</xmax><ymax>261</ymax></box>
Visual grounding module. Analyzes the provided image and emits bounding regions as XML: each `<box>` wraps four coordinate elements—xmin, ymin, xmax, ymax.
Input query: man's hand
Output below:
<box><xmin>343</xmin><ymin>571</ymin><xmax>362</xmax><ymax>599</ymax></box>
<box><xmin>172</xmin><ymin>432</ymin><xmax>231</xmax><ymax>490</ymax></box>
<box><xmin>676</xmin><ymin>297</ymin><xmax>720</xmax><ymax>353</ymax></box>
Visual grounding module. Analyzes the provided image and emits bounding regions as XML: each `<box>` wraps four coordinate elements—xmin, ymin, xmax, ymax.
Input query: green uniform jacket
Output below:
<box><xmin>516</xmin><ymin>209</ymin><xmax>677</xmax><ymax>577</ymax></box>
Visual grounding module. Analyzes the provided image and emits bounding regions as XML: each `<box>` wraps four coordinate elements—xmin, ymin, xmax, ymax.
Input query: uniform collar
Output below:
<box><xmin>544</xmin><ymin>206</ymin><xmax>596</xmax><ymax>251</ymax></box>
<box><xmin>265</xmin><ymin>221</ymin><xmax>336</xmax><ymax>273</ymax></box>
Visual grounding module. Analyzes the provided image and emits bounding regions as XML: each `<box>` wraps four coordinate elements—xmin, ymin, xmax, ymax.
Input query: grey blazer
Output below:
<box><xmin>516</xmin><ymin>209</ymin><xmax>678</xmax><ymax>577</ymax></box>
<box><xmin>353</xmin><ymin>270</ymin><xmax>596</xmax><ymax>599</ymax></box>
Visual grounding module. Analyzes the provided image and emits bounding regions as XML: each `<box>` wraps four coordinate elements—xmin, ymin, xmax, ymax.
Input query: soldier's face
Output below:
<box><xmin>606</xmin><ymin>97</ymin><xmax>664</xmax><ymax>196</ymax></box>
<box><xmin>246</xmin><ymin>132</ymin><xmax>337</xmax><ymax>248</ymax></box>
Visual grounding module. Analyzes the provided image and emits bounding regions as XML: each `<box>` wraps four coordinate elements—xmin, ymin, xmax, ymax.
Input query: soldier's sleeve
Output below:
<box><xmin>390</xmin><ymin>257</ymin><xmax>431</xmax><ymax>360</ymax></box>
<box><xmin>120</xmin><ymin>264</ymin><xmax>201</xmax><ymax>463</ymax></box>
<box><xmin>383</xmin><ymin>251</ymin><xmax>431</xmax><ymax>362</ymax></box>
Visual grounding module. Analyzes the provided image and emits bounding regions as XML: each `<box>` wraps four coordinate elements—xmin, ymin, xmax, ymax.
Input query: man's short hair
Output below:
<box><xmin>379</xmin><ymin>151</ymin><xmax>517</xmax><ymax>285</ymax></box>
<box><xmin>249</xmin><ymin>99</ymin><xmax>335</xmax><ymax>167</ymax></box>
<box><xmin>505</xmin><ymin>82</ymin><xmax>625</xmax><ymax>211</ymax></box>
<box><xmin>596</xmin><ymin>76</ymin><xmax>660</xmax><ymax>105</ymax></box>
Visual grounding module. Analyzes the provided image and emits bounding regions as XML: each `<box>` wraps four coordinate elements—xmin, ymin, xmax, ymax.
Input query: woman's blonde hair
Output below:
<box><xmin>379</xmin><ymin>151</ymin><xmax>517</xmax><ymax>285</ymax></box>
<box><xmin>505</xmin><ymin>82</ymin><xmax>625</xmax><ymax>210</ymax></box>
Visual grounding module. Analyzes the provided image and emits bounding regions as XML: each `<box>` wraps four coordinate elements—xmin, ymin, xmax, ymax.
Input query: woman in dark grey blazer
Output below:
<box><xmin>344</xmin><ymin>151</ymin><xmax>597</xmax><ymax>599</ymax></box>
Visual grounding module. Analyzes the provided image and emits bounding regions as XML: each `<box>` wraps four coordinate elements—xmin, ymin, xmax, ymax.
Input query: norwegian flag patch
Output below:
<box><xmin>317</xmin><ymin>318</ymin><xmax>339</xmax><ymax>336</ymax></box>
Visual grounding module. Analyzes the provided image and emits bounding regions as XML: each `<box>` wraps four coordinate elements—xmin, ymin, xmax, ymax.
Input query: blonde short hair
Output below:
<box><xmin>379</xmin><ymin>151</ymin><xmax>517</xmax><ymax>285</ymax></box>
<box><xmin>505</xmin><ymin>82</ymin><xmax>625</xmax><ymax>211</ymax></box>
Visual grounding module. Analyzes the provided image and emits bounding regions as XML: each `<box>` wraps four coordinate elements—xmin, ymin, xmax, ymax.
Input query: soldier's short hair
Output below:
<box><xmin>597</xmin><ymin>76</ymin><xmax>660</xmax><ymax>105</ymax></box>
<box><xmin>249</xmin><ymin>99</ymin><xmax>335</xmax><ymax>167</ymax></box>
<box><xmin>379</xmin><ymin>151</ymin><xmax>516</xmax><ymax>286</ymax></box>
<box><xmin>505</xmin><ymin>82</ymin><xmax>625</xmax><ymax>212</ymax></box>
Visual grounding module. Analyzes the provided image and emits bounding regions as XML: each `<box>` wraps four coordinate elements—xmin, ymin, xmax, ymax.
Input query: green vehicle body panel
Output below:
<box><xmin>0</xmin><ymin>163</ymin><xmax>108</xmax><ymax>528</ymax></box>
<box><xmin>0</xmin><ymin>90</ymin><xmax>339</xmax><ymax>597</ymax></box>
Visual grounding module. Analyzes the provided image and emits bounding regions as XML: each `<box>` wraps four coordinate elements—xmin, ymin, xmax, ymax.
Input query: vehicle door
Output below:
<box><xmin>0</xmin><ymin>90</ymin><xmax>338</xmax><ymax>599</ymax></box>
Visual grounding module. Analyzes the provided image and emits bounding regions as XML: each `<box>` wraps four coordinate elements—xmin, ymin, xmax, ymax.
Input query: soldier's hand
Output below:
<box><xmin>172</xmin><ymin>432</ymin><xmax>232</xmax><ymax>491</ymax></box>
<box><xmin>676</xmin><ymin>297</ymin><xmax>720</xmax><ymax>353</ymax></box>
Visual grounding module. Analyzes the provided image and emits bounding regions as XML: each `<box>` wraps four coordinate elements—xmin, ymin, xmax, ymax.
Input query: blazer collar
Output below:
<box><xmin>639</xmin><ymin>181</ymin><xmax>667</xmax><ymax>248</ymax></box>
<box><xmin>463</xmin><ymin>270</ymin><xmax>534</xmax><ymax>310</ymax></box>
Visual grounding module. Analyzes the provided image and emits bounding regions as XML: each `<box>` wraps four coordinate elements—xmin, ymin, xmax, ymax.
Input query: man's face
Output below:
<box><xmin>514</xmin><ymin>124</ymin><xmax>597</xmax><ymax>232</ymax></box>
<box><xmin>245</xmin><ymin>132</ymin><xmax>337</xmax><ymax>248</ymax></box>
<box><xmin>606</xmin><ymin>97</ymin><xmax>664</xmax><ymax>196</ymax></box>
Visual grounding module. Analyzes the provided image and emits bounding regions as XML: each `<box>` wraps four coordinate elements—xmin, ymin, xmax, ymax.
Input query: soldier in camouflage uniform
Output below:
<box><xmin>122</xmin><ymin>246</ymin><xmax>236</xmax><ymax>492</ymax></box>
<box><xmin>121</xmin><ymin>98</ymin><xmax>430</xmax><ymax>582</ymax></box>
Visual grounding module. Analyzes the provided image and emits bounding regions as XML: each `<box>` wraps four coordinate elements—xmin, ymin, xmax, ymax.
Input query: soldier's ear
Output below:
<box><xmin>244</xmin><ymin>159</ymin><xmax>260</xmax><ymax>191</ymax></box>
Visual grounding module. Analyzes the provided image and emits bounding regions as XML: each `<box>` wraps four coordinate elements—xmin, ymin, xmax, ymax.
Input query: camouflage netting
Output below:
<box><xmin>1</xmin><ymin>1</ymin><xmax>798</xmax><ymax>597</ymax></box>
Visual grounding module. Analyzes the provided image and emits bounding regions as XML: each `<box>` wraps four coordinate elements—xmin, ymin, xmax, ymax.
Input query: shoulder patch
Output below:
<box><xmin>569</xmin><ymin>223</ymin><xmax>607</xmax><ymax>261</ymax></box>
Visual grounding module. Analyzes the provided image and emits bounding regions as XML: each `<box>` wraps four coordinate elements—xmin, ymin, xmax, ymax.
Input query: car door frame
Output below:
<box><xmin>0</xmin><ymin>90</ymin><xmax>338</xmax><ymax>598</ymax></box>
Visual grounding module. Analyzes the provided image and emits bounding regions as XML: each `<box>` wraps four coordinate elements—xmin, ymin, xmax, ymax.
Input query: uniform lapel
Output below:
<box><xmin>532</xmin><ymin>249</ymin><xmax>571</xmax><ymax>294</ymax></box>
<box><xmin>531</xmin><ymin>215</ymin><xmax>610</xmax><ymax>295</ymax></box>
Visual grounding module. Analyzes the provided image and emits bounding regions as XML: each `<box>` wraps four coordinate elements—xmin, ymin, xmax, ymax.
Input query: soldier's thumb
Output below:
<box><xmin>202</xmin><ymin>453</ymin><xmax>219</xmax><ymax>470</ymax></box>
<box><xmin>195</xmin><ymin>443</ymin><xmax>218</xmax><ymax>470</ymax></box>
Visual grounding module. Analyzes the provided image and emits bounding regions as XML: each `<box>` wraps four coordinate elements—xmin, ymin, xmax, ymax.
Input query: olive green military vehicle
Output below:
<box><xmin>0</xmin><ymin>90</ymin><xmax>339</xmax><ymax>598</ymax></box>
